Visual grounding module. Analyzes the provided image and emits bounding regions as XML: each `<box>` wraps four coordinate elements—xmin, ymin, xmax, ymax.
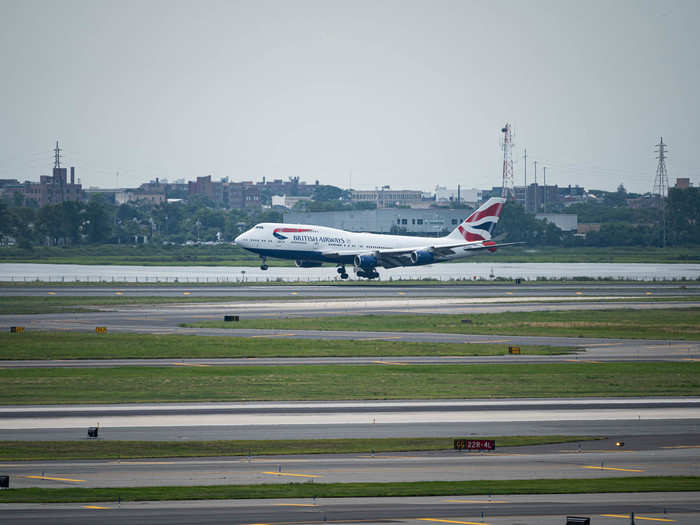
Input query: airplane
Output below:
<box><xmin>234</xmin><ymin>196</ymin><xmax>517</xmax><ymax>279</ymax></box>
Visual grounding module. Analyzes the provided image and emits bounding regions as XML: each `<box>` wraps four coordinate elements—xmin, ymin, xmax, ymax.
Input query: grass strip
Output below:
<box><xmin>1</xmin><ymin>477</ymin><xmax>698</xmax><ymax>503</ymax></box>
<box><xmin>0</xmin><ymin>332</ymin><xmax>575</xmax><ymax>360</ymax></box>
<box><xmin>0</xmin><ymin>362</ymin><xmax>697</xmax><ymax>404</ymax></box>
<box><xmin>0</xmin><ymin>436</ymin><xmax>598</xmax><ymax>461</ymax></box>
<box><xmin>189</xmin><ymin>307</ymin><xmax>700</xmax><ymax>341</ymax></box>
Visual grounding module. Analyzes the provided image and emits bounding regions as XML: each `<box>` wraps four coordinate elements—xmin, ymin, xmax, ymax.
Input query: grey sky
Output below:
<box><xmin>1</xmin><ymin>0</ymin><xmax>698</xmax><ymax>193</ymax></box>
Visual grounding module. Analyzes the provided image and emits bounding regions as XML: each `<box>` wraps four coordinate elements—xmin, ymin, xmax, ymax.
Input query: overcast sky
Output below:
<box><xmin>1</xmin><ymin>0</ymin><xmax>698</xmax><ymax>193</ymax></box>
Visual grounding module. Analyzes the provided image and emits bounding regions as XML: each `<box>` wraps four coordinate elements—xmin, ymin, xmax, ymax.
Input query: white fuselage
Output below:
<box><xmin>235</xmin><ymin>222</ymin><xmax>483</xmax><ymax>267</ymax></box>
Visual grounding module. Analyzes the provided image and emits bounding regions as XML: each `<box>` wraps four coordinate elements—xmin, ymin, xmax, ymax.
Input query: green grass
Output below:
<box><xmin>0</xmin><ymin>477</ymin><xmax>698</xmax><ymax>503</ymax></box>
<box><xmin>0</xmin><ymin>332</ymin><xmax>575</xmax><ymax>360</ymax></box>
<box><xmin>0</xmin><ymin>436</ymin><xmax>599</xmax><ymax>461</ymax></box>
<box><xmin>189</xmin><ymin>308</ymin><xmax>700</xmax><ymax>340</ymax></box>
<box><xmin>0</xmin><ymin>362</ymin><xmax>697</xmax><ymax>404</ymax></box>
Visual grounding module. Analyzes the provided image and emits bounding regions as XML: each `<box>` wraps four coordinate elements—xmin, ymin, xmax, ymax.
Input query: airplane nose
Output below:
<box><xmin>234</xmin><ymin>233</ymin><xmax>244</xmax><ymax>244</ymax></box>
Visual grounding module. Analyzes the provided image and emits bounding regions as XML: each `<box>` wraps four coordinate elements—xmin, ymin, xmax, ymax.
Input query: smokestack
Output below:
<box><xmin>70</xmin><ymin>167</ymin><xmax>75</xmax><ymax>185</ymax></box>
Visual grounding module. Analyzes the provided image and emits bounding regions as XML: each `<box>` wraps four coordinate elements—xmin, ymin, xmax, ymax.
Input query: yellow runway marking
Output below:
<box><xmin>601</xmin><ymin>514</ymin><xmax>674</xmax><ymax>522</ymax></box>
<box><xmin>645</xmin><ymin>344</ymin><xmax>693</xmax><ymax>349</ymax></box>
<box><xmin>419</xmin><ymin>518</ymin><xmax>490</xmax><ymax>525</ymax></box>
<box><xmin>273</xmin><ymin>503</ymin><xmax>317</xmax><ymax>507</ymax></box>
<box><xmin>183</xmin><ymin>292</ymin><xmax>191</xmax><ymax>295</ymax></box>
<box><xmin>47</xmin><ymin>291</ymin><xmax>56</xmax><ymax>295</ymax></box>
<box><xmin>83</xmin><ymin>506</ymin><xmax>111</xmax><ymax>510</ymax></box>
<box><xmin>22</xmin><ymin>475</ymin><xmax>85</xmax><ymax>482</ymax></box>
<box><xmin>250</xmin><ymin>333</ymin><xmax>297</xmax><ymax>338</ymax></box>
<box><xmin>261</xmin><ymin>471</ymin><xmax>321</xmax><ymax>478</ymax></box>
<box><xmin>576</xmin><ymin>291</ymin><xmax>583</xmax><ymax>295</ymax></box>
<box><xmin>398</xmin><ymin>292</ymin><xmax>406</xmax><ymax>295</ymax></box>
<box><xmin>681</xmin><ymin>358</ymin><xmax>700</xmax><ymax>361</ymax></box>
<box><xmin>646</xmin><ymin>291</ymin><xmax>653</xmax><ymax>295</ymax></box>
<box><xmin>505</xmin><ymin>291</ymin><xmax>513</xmax><ymax>295</ymax></box>
<box><xmin>373</xmin><ymin>360</ymin><xmax>408</xmax><ymax>366</ymax></box>
<box><xmin>443</xmin><ymin>499</ymin><xmax>508</xmax><ymax>504</ymax></box>
<box><xmin>289</xmin><ymin>292</ymin><xmax>297</xmax><ymax>295</ymax></box>
<box><xmin>172</xmin><ymin>362</ymin><xmax>211</xmax><ymax>367</ymax></box>
<box><xmin>109</xmin><ymin>461</ymin><xmax>176</xmax><ymax>464</ymax></box>
<box><xmin>114</xmin><ymin>292</ymin><xmax>122</xmax><ymax>295</ymax></box>
<box><xmin>582</xmin><ymin>466</ymin><xmax>645</xmax><ymax>472</ymax></box>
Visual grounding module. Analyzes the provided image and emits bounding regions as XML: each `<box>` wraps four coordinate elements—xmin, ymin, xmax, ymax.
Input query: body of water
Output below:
<box><xmin>1</xmin><ymin>262</ymin><xmax>698</xmax><ymax>282</ymax></box>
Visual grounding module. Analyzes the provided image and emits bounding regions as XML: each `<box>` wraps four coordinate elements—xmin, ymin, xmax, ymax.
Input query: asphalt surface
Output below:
<box><xmin>4</xmin><ymin>493</ymin><xmax>700</xmax><ymax>525</ymax></box>
<box><xmin>2</xmin><ymin>282</ymin><xmax>698</xmax><ymax>297</ymax></box>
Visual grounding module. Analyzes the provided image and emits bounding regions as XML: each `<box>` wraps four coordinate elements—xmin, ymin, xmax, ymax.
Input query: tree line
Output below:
<box><xmin>1</xmin><ymin>187</ymin><xmax>698</xmax><ymax>249</ymax></box>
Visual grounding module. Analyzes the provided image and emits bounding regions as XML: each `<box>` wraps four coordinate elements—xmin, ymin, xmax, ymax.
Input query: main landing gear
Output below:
<box><xmin>260</xmin><ymin>257</ymin><xmax>268</xmax><ymax>271</ymax></box>
<box><xmin>337</xmin><ymin>266</ymin><xmax>349</xmax><ymax>279</ymax></box>
<box><xmin>356</xmin><ymin>268</ymin><xmax>379</xmax><ymax>279</ymax></box>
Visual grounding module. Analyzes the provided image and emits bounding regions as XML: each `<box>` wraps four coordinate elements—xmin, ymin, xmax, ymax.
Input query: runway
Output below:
<box><xmin>4</xmin><ymin>492</ymin><xmax>700</xmax><ymax>525</ymax></box>
<box><xmin>2</xmin><ymin>282</ymin><xmax>698</xmax><ymax>297</ymax></box>
<box><xmin>3</xmin><ymin>438</ymin><xmax>700</xmax><ymax>489</ymax></box>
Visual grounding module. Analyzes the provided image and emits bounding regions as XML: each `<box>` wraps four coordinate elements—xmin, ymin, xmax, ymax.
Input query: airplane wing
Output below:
<box><xmin>322</xmin><ymin>241</ymin><xmax>524</xmax><ymax>269</ymax></box>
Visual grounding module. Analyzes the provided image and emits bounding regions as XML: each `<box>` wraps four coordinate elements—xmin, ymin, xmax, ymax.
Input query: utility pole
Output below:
<box><xmin>523</xmin><ymin>149</ymin><xmax>528</xmax><ymax>211</ymax></box>
<box><xmin>500</xmin><ymin>123</ymin><xmax>515</xmax><ymax>199</ymax></box>
<box><xmin>652</xmin><ymin>137</ymin><xmax>669</xmax><ymax>246</ymax></box>
<box><xmin>543</xmin><ymin>166</ymin><xmax>547</xmax><ymax>213</ymax></box>
<box><xmin>533</xmin><ymin>160</ymin><xmax>538</xmax><ymax>212</ymax></box>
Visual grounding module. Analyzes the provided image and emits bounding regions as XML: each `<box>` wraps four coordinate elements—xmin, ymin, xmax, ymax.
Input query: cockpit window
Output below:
<box><xmin>255</xmin><ymin>226</ymin><xmax>264</xmax><ymax>229</ymax></box>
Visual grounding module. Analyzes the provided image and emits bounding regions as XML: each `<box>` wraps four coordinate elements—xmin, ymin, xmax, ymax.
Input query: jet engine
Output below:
<box><xmin>410</xmin><ymin>250</ymin><xmax>434</xmax><ymax>265</ymax></box>
<box><xmin>295</xmin><ymin>260</ymin><xmax>323</xmax><ymax>268</ymax></box>
<box><xmin>354</xmin><ymin>254</ymin><xmax>378</xmax><ymax>269</ymax></box>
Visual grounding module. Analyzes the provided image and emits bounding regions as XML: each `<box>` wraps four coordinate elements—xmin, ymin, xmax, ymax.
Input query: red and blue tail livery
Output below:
<box><xmin>236</xmin><ymin>197</ymin><xmax>518</xmax><ymax>279</ymax></box>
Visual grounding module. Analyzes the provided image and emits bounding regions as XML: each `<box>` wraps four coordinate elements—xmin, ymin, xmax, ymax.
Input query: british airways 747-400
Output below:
<box><xmin>234</xmin><ymin>197</ymin><xmax>517</xmax><ymax>279</ymax></box>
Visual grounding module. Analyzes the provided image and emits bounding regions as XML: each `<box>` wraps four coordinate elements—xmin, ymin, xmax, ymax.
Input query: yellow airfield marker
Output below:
<box><xmin>183</xmin><ymin>291</ymin><xmax>191</xmax><ymax>295</ymax></box>
<box><xmin>443</xmin><ymin>499</ymin><xmax>508</xmax><ymax>504</ymax></box>
<box><xmin>419</xmin><ymin>519</ymin><xmax>491</xmax><ymax>525</ymax></box>
<box><xmin>601</xmin><ymin>514</ymin><xmax>674</xmax><ymax>522</ymax></box>
<box><xmin>373</xmin><ymin>360</ymin><xmax>408</xmax><ymax>366</ymax></box>
<box><xmin>576</xmin><ymin>291</ymin><xmax>583</xmax><ymax>295</ymax></box>
<box><xmin>646</xmin><ymin>291</ymin><xmax>654</xmax><ymax>295</ymax></box>
<box><xmin>261</xmin><ymin>471</ymin><xmax>321</xmax><ymax>478</ymax></box>
<box><xmin>250</xmin><ymin>333</ymin><xmax>297</xmax><ymax>338</ymax></box>
<box><xmin>398</xmin><ymin>291</ymin><xmax>406</xmax><ymax>295</ymax></box>
<box><xmin>22</xmin><ymin>475</ymin><xmax>85</xmax><ymax>482</ymax></box>
<box><xmin>47</xmin><ymin>291</ymin><xmax>56</xmax><ymax>295</ymax></box>
<box><xmin>83</xmin><ymin>506</ymin><xmax>112</xmax><ymax>510</ymax></box>
<box><xmin>289</xmin><ymin>292</ymin><xmax>298</xmax><ymax>295</ymax></box>
<box><xmin>505</xmin><ymin>291</ymin><xmax>513</xmax><ymax>295</ymax></box>
<box><xmin>582</xmin><ymin>465</ymin><xmax>645</xmax><ymax>472</ymax></box>
<box><xmin>114</xmin><ymin>291</ymin><xmax>122</xmax><ymax>295</ymax></box>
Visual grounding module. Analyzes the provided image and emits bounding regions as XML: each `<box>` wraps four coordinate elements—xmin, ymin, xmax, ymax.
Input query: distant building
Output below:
<box><xmin>188</xmin><ymin>175</ymin><xmax>225</xmax><ymax>206</ymax></box>
<box><xmin>226</xmin><ymin>181</ymin><xmax>260</xmax><ymax>209</ymax></box>
<box><xmin>271</xmin><ymin>195</ymin><xmax>312</xmax><ymax>209</ymax></box>
<box><xmin>6</xmin><ymin>165</ymin><xmax>84</xmax><ymax>207</ymax></box>
<box><xmin>535</xmin><ymin>213</ymin><xmax>578</xmax><ymax>232</ymax></box>
<box><xmin>350</xmin><ymin>187</ymin><xmax>424</xmax><ymax>208</ymax></box>
<box><xmin>284</xmin><ymin>208</ymin><xmax>474</xmax><ymax>235</ymax></box>
<box><xmin>674</xmin><ymin>178</ymin><xmax>691</xmax><ymax>189</ymax></box>
<box><xmin>434</xmin><ymin>185</ymin><xmax>481</xmax><ymax>205</ymax></box>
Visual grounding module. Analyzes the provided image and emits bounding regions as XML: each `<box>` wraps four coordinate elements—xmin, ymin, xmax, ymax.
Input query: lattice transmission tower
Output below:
<box><xmin>500</xmin><ymin>123</ymin><xmax>515</xmax><ymax>199</ymax></box>
<box><xmin>652</xmin><ymin>137</ymin><xmax>669</xmax><ymax>246</ymax></box>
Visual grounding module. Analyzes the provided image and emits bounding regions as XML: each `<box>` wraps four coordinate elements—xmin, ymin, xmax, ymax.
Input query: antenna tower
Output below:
<box><xmin>53</xmin><ymin>140</ymin><xmax>62</xmax><ymax>168</ymax></box>
<box><xmin>500</xmin><ymin>123</ymin><xmax>515</xmax><ymax>199</ymax></box>
<box><xmin>652</xmin><ymin>137</ymin><xmax>669</xmax><ymax>246</ymax></box>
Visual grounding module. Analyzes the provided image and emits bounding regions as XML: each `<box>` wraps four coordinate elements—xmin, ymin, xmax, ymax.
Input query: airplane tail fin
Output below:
<box><xmin>448</xmin><ymin>197</ymin><xmax>506</xmax><ymax>242</ymax></box>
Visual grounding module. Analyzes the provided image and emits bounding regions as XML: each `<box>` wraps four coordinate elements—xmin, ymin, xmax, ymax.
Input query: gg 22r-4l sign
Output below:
<box><xmin>454</xmin><ymin>439</ymin><xmax>496</xmax><ymax>451</ymax></box>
